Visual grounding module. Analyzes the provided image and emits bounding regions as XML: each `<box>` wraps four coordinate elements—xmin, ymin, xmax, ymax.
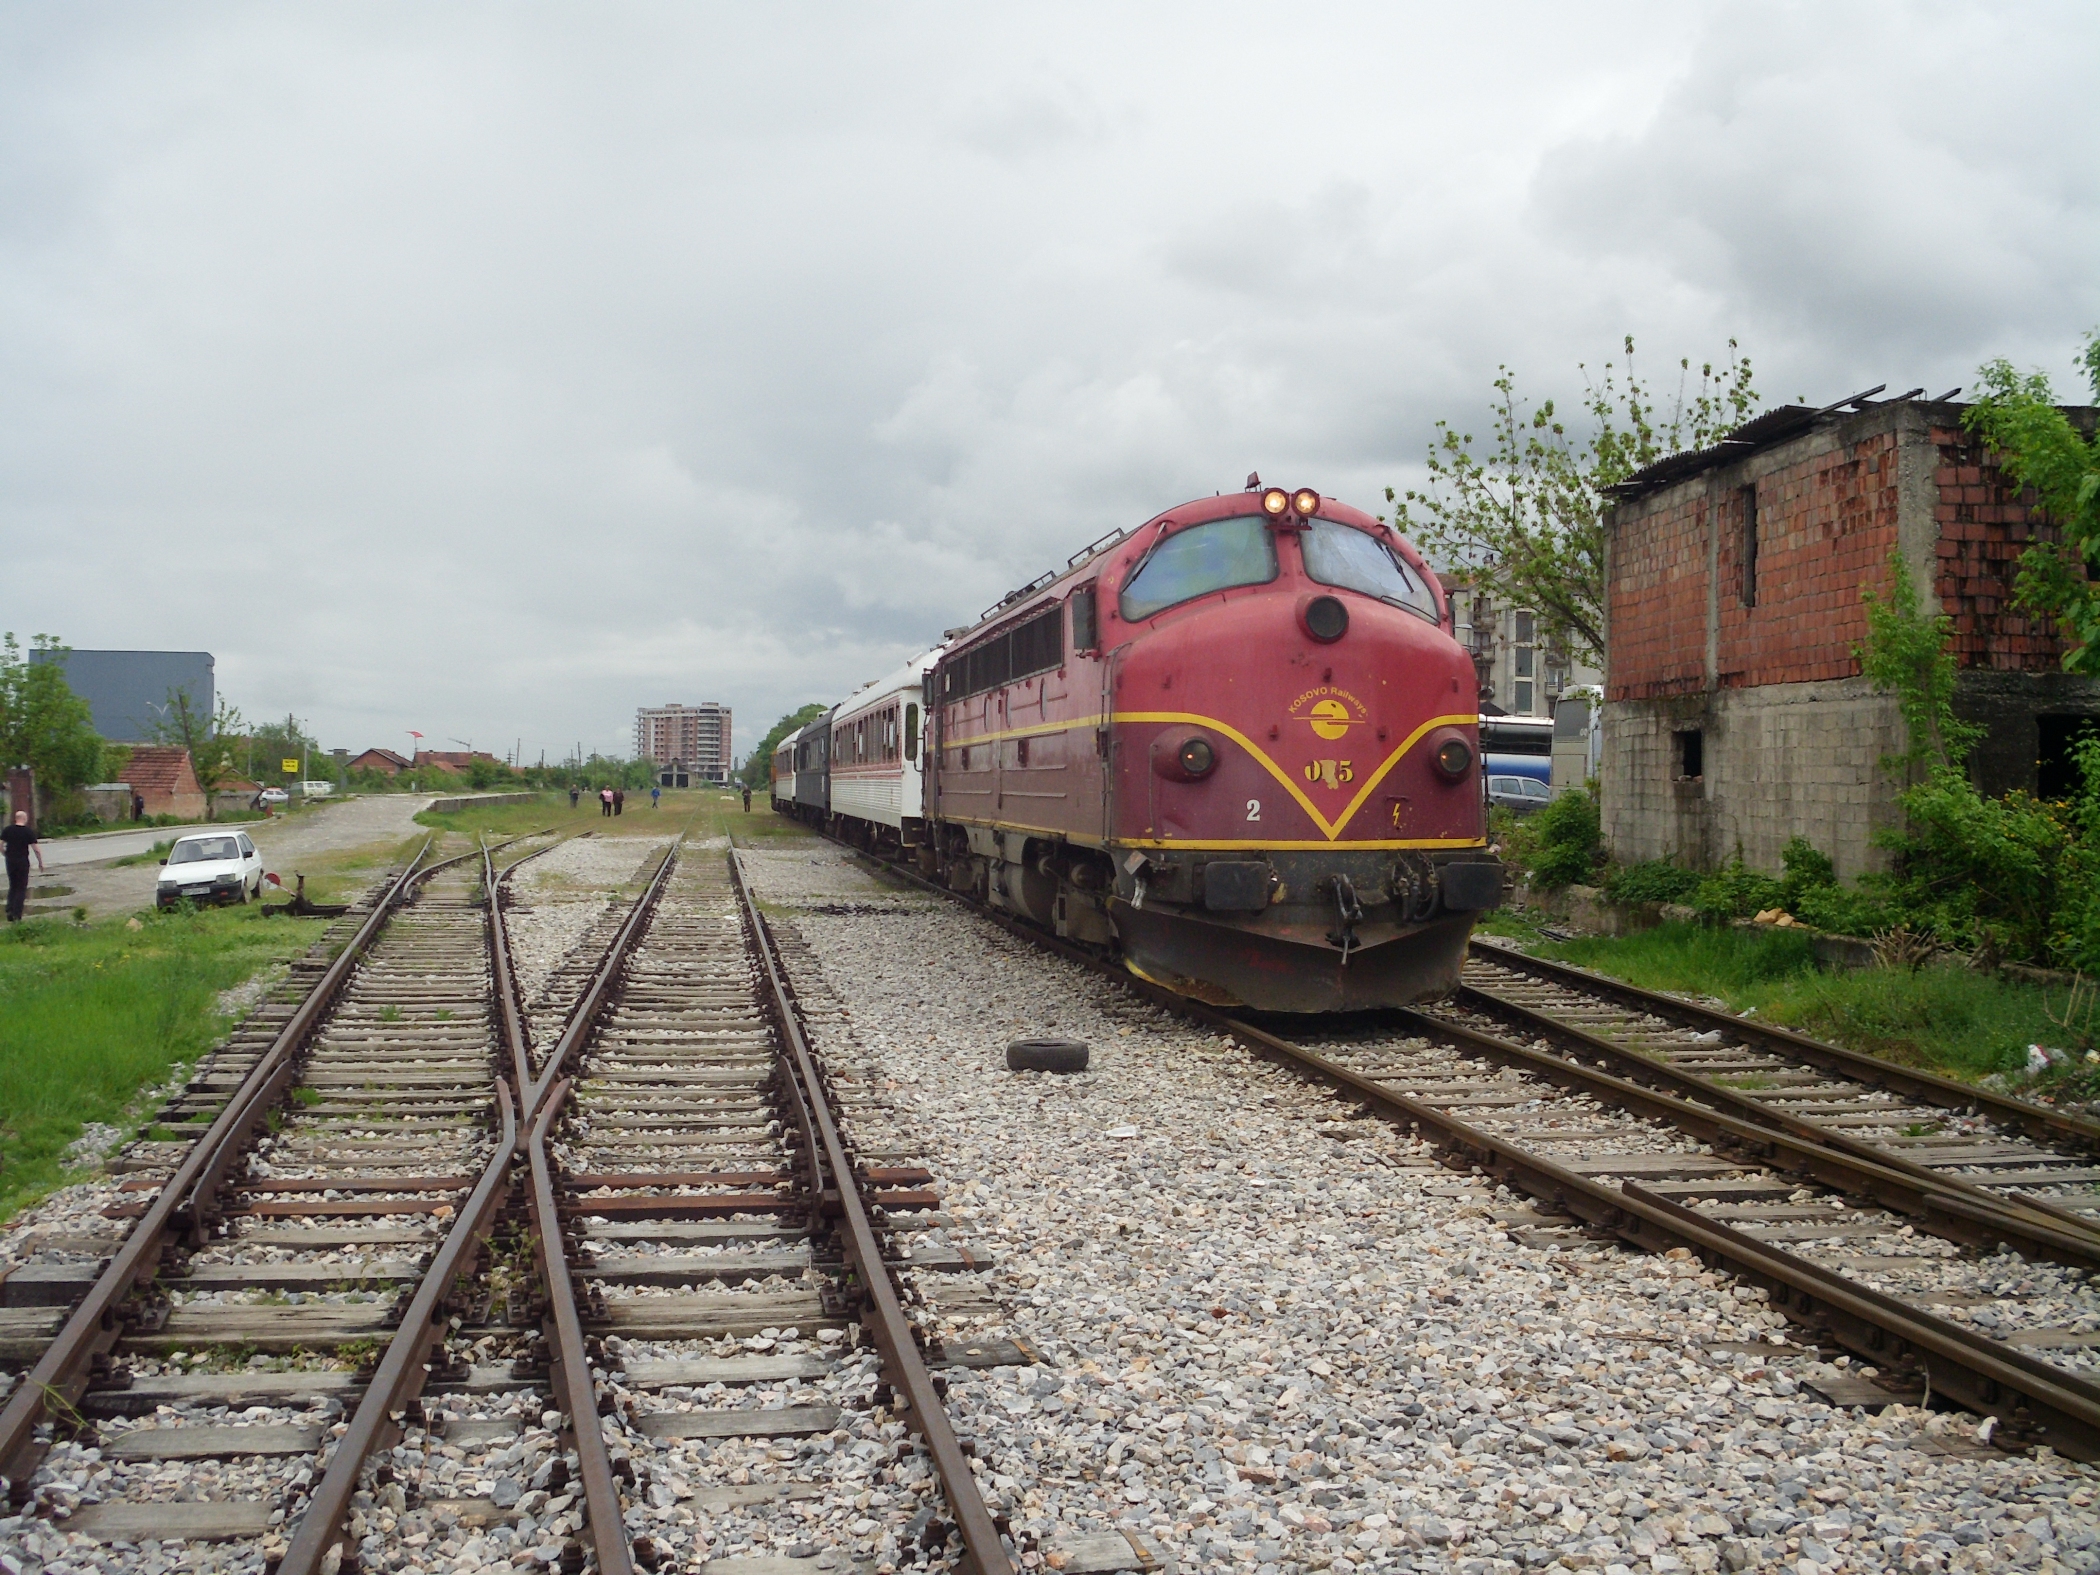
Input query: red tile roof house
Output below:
<box><xmin>411</xmin><ymin>750</ymin><xmax>501</xmax><ymax>773</ymax></box>
<box><xmin>348</xmin><ymin>748</ymin><xmax>411</xmax><ymax>776</ymax></box>
<box><xmin>118</xmin><ymin>746</ymin><xmax>208</xmax><ymax>821</ymax></box>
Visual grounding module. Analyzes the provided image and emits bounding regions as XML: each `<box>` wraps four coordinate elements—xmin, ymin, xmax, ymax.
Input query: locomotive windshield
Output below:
<box><xmin>1301</xmin><ymin>520</ymin><xmax>1440</xmax><ymax>623</ymax></box>
<box><xmin>1119</xmin><ymin>515</ymin><xmax>1277</xmax><ymax>620</ymax></box>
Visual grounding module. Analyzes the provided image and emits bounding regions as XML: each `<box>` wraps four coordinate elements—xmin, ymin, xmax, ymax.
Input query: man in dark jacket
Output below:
<box><xmin>4</xmin><ymin>810</ymin><xmax>43</xmax><ymax>922</ymax></box>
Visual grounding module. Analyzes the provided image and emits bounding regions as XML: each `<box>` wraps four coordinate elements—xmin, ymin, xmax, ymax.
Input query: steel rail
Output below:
<box><xmin>517</xmin><ymin>839</ymin><xmax>682</xmax><ymax>1575</ymax></box>
<box><xmin>822</xmin><ymin>838</ymin><xmax>2097</xmax><ymax>1261</ymax></box>
<box><xmin>275</xmin><ymin>834</ymin><xmax>568</xmax><ymax>1575</ymax></box>
<box><xmin>1385</xmin><ymin>1006</ymin><xmax>2100</xmax><ymax>1271</ymax></box>
<box><xmin>729</xmin><ymin>846</ymin><xmax>1014</xmax><ymax>1575</ymax></box>
<box><xmin>0</xmin><ymin>840</ymin><xmax>443</xmax><ymax>1498</ymax></box>
<box><xmin>1202</xmin><ymin>1010</ymin><xmax>2100</xmax><ymax>1458</ymax></box>
<box><xmin>528</xmin><ymin>1085</ymin><xmax>634</xmax><ymax>1575</ymax></box>
<box><xmin>1470</xmin><ymin>937</ymin><xmax>2100</xmax><ymax>1152</ymax></box>
<box><xmin>826</xmin><ymin>835</ymin><xmax>2100</xmax><ymax>1456</ymax></box>
<box><xmin>1426</xmin><ymin>989</ymin><xmax>2100</xmax><ymax>1259</ymax></box>
<box><xmin>523</xmin><ymin>842</ymin><xmax>681</xmax><ymax>1122</ymax></box>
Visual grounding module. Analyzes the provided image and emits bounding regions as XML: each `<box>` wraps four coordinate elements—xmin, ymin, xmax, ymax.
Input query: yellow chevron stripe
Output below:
<box><xmin>1110</xmin><ymin>710</ymin><xmax>1478</xmax><ymax>841</ymax></box>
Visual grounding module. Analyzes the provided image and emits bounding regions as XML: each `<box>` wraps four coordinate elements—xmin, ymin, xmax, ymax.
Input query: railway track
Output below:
<box><xmin>0</xmin><ymin>829</ymin><xmax>1024</xmax><ymax>1575</ymax></box>
<box><xmin>1452</xmin><ymin>939</ymin><xmax>2100</xmax><ymax>1233</ymax></box>
<box><xmin>823</xmin><ymin>832</ymin><xmax>2100</xmax><ymax>1462</ymax></box>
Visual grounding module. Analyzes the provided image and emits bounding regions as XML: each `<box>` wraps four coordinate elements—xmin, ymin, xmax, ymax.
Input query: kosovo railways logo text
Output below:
<box><xmin>1288</xmin><ymin>686</ymin><xmax>1369</xmax><ymax>790</ymax></box>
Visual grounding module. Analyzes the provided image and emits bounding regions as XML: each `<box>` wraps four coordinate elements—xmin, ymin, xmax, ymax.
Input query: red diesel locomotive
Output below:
<box><xmin>917</xmin><ymin>478</ymin><xmax>1502</xmax><ymax>1012</ymax></box>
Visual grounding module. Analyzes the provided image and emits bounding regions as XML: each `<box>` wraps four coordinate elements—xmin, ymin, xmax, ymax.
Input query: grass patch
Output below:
<box><xmin>1538</xmin><ymin>920</ymin><xmax>2068</xmax><ymax>1086</ymax></box>
<box><xmin>0</xmin><ymin>906</ymin><xmax>330</xmax><ymax>1220</ymax></box>
<box><xmin>111</xmin><ymin>838</ymin><xmax>176</xmax><ymax>868</ymax></box>
<box><xmin>412</xmin><ymin>786</ymin><xmax>815</xmax><ymax>852</ymax></box>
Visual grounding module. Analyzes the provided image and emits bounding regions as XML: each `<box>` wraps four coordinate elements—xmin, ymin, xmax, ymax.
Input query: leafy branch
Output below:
<box><xmin>1964</xmin><ymin>330</ymin><xmax>2100</xmax><ymax>671</ymax></box>
<box><xmin>1388</xmin><ymin>337</ymin><xmax>1760</xmax><ymax>663</ymax></box>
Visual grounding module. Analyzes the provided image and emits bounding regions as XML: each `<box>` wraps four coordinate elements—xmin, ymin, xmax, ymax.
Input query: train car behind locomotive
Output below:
<box><xmin>925</xmin><ymin>479</ymin><xmax>1502</xmax><ymax>1011</ymax></box>
<box><xmin>827</xmin><ymin>649</ymin><xmax>942</xmax><ymax>852</ymax></box>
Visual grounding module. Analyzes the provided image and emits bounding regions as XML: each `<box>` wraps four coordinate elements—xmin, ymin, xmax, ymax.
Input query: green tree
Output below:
<box><xmin>247</xmin><ymin>713</ymin><xmax>322</xmax><ymax>789</ymax></box>
<box><xmin>1964</xmin><ymin>330</ymin><xmax>2100</xmax><ymax>670</ymax></box>
<box><xmin>1388</xmin><ymin>337</ymin><xmax>1760</xmax><ymax>661</ymax></box>
<box><xmin>0</xmin><ymin>634</ymin><xmax>109</xmax><ymax>813</ymax></box>
<box><xmin>741</xmin><ymin>703</ymin><xmax>827</xmax><ymax>788</ymax></box>
<box><xmin>1854</xmin><ymin>552</ymin><xmax>1983</xmax><ymax>776</ymax></box>
<box><xmin>1856</xmin><ymin>554</ymin><xmax>2064</xmax><ymax>962</ymax></box>
<box><xmin>152</xmin><ymin>686</ymin><xmax>247</xmax><ymax>815</ymax></box>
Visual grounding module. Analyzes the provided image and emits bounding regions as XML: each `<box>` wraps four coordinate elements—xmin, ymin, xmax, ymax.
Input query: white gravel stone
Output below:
<box><xmin>746</xmin><ymin>837</ymin><xmax>2100</xmax><ymax>1575</ymax></box>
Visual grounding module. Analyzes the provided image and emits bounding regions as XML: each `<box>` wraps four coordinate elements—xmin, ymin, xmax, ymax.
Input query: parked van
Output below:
<box><xmin>298</xmin><ymin>780</ymin><xmax>335</xmax><ymax>798</ymax></box>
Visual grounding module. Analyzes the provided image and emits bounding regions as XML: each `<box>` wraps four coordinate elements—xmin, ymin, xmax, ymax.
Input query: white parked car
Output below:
<box><xmin>257</xmin><ymin>786</ymin><xmax>290</xmax><ymax>807</ymax></box>
<box><xmin>298</xmin><ymin>780</ymin><xmax>334</xmax><ymax>798</ymax></box>
<box><xmin>157</xmin><ymin>830</ymin><xmax>266</xmax><ymax>907</ymax></box>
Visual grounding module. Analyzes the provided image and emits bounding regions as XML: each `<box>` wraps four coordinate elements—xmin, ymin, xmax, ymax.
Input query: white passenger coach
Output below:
<box><xmin>827</xmin><ymin>647</ymin><xmax>941</xmax><ymax>851</ymax></box>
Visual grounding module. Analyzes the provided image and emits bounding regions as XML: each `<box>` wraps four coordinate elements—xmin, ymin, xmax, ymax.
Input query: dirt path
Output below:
<box><xmin>24</xmin><ymin>795</ymin><xmax>433</xmax><ymax>920</ymax></box>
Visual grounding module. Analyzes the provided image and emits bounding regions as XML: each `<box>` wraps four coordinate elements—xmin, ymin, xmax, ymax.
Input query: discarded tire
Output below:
<box><xmin>1005</xmin><ymin>1037</ymin><xmax>1090</xmax><ymax>1073</ymax></box>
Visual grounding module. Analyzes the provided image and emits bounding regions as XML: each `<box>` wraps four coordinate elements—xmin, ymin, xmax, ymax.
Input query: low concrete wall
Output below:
<box><xmin>424</xmin><ymin>791</ymin><xmax>542</xmax><ymax>815</ymax></box>
<box><xmin>1521</xmin><ymin>884</ymin><xmax>1666</xmax><ymax>937</ymax></box>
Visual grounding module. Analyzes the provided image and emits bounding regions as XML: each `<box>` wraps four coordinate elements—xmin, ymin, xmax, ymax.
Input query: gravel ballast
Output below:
<box><xmin>737</xmin><ymin>840</ymin><xmax>2100</xmax><ymax>1575</ymax></box>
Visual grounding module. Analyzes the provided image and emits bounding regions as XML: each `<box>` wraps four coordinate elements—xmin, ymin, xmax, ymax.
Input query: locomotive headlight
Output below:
<box><xmin>1178</xmin><ymin>737</ymin><xmax>1217</xmax><ymax>777</ymax></box>
<box><xmin>1261</xmin><ymin>487</ymin><xmax>1291</xmax><ymax>517</ymax></box>
<box><xmin>1292</xmin><ymin>488</ymin><xmax>1321</xmax><ymax>516</ymax></box>
<box><xmin>1434</xmin><ymin>736</ymin><xmax>1474</xmax><ymax>780</ymax></box>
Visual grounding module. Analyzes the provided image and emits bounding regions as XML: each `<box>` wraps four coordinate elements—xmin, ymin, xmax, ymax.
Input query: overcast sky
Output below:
<box><xmin>4</xmin><ymin>2</ymin><xmax>2095</xmax><ymax>764</ymax></box>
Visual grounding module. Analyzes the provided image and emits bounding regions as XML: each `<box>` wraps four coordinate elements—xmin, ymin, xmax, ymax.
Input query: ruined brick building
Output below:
<box><xmin>1601</xmin><ymin>392</ymin><xmax>2100</xmax><ymax>878</ymax></box>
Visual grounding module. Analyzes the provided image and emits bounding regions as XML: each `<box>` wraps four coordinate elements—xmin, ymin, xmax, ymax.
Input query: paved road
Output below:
<box><xmin>38</xmin><ymin>826</ymin><xmax>190</xmax><ymax>869</ymax></box>
<box><xmin>22</xmin><ymin>795</ymin><xmax>434</xmax><ymax>920</ymax></box>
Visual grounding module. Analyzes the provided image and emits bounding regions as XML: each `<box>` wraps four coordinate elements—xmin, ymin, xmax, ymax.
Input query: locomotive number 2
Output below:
<box><xmin>1246</xmin><ymin>799</ymin><xmax>1262</xmax><ymax>821</ymax></box>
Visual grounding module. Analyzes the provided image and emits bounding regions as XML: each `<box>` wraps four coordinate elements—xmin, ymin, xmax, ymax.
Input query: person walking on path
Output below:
<box><xmin>569</xmin><ymin>786</ymin><xmax>580</xmax><ymax>810</ymax></box>
<box><xmin>742</xmin><ymin>786</ymin><xmax>752</xmax><ymax>812</ymax></box>
<box><xmin>600</xmin><ymin>787</ymin><xmax>613</xmax><ymax>817</ymax></box>
<box><xmin>650</xmin><ymin>785</ymin><xmax>661</xmax><ymax>809</ymax></box>
<box><xmin>132</xmin><ymin>792</ymin><xmax>145</xmax><ymax>823</ymax></box>
<box><xmin>4</xmin><ymin>810</ymin><xmax>43</xmax><ymax>923</ymax></box>
<box><xmin>613</xmin><ymin>788</ymin><xmax>625</xmax><ymax>816</ymax></box>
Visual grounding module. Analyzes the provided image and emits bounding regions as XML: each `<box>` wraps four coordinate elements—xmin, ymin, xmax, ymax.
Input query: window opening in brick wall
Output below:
<box><xmin>2037</xmin><ymin>714</ymin><xmax>2100</xmax><ymax>801</ymax></box>
<box><xmin>1740</xmin><ymin>484</ymin><xmax>1758</xmax><ymax>608</ymax></box>
<box><xmin>1676</xmin><ymin>729</ymin><xmax>1704</xmax><ymax>781</ymax></box>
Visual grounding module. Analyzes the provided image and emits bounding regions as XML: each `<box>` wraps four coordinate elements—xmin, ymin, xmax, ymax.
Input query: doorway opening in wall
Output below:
<box><xmin>2037</xmin><ymin>715</ymin><xmax>2100</xmax><ymax>801</ymax></box>
<box><xmin>1675</xmin><ymin>729</ymin><xmax>1704</xmax><ymax>781</ymax></box>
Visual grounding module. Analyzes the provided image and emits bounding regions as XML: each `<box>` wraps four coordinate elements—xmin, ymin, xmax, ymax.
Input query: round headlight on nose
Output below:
<box><xmin>1303</xmin><ymin>594</ymin><xmax>1348</xmax><ymax>642</ymax></box>
<box><xmin>1178</xmin><ymin>737</ymin><xmax>1217</xmax><ymax>777</ymax></box>
<box><xmin>1435</xmin><ymin>737</ymin><xmax>1474</xmax><ymax>780</ymax></box>
<box><xmin>1261</xmin><ymin>487</ymin><xmax>1291</xmax><ymax>517</ymax></box>
<box><xmin>1292</xmin><ymin>488</ymin><xmax>1321</xmax><ymax>516</ymax></box>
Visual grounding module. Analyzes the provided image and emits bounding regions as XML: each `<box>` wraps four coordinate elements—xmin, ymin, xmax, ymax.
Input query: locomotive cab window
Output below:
<box><xmin>1070</xmin><ymin>584</ymin><xmax>1099</xmax><ymax>652</ymax></box>
<box><xmin>1301</xmin><ymin>520</ymin><xmax>1439</xmax><ymax>623</ymax></box>
<box><xmin>1119</xmin><ymin>516</ymin><xmax>1277</xmax><ymax>621</ymax></box>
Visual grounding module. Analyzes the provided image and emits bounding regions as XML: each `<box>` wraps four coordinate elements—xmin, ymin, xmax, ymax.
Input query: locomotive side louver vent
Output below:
<box><xmin>942</xmin><ymin>604</ymin><xmax>1065</xmax><ymax>701</ymax></box>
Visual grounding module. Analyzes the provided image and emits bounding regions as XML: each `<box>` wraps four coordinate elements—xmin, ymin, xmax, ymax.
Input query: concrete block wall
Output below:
<box><xmin>1602</xmin><ymin>680</ymin><xmax>1902</xmax><ymax>879</ymax></box>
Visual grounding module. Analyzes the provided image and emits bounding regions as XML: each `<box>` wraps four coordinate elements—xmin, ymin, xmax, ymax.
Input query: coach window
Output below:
<box><xmin>905</xmin><ymin>703</ymin><xmax>920</xmax><ymax>762</ymax></box>
<box><xmin>1119</xmin><ymin>516</ymin><xmax>1277</xmax><ymax>621</ymax></box>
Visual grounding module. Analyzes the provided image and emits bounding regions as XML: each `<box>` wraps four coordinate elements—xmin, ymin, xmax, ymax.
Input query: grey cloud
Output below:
<box><xmin>2</xmin><ymin>2</ymin><xmax>2093</xmax><ymax>760</ymax></box>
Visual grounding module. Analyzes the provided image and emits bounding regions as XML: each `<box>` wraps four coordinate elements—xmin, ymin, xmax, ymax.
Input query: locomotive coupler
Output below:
<box><xmin>1327</xmin><ymin>873</ymin><xmax>1365</xmax><ymax>963</ymax></box>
